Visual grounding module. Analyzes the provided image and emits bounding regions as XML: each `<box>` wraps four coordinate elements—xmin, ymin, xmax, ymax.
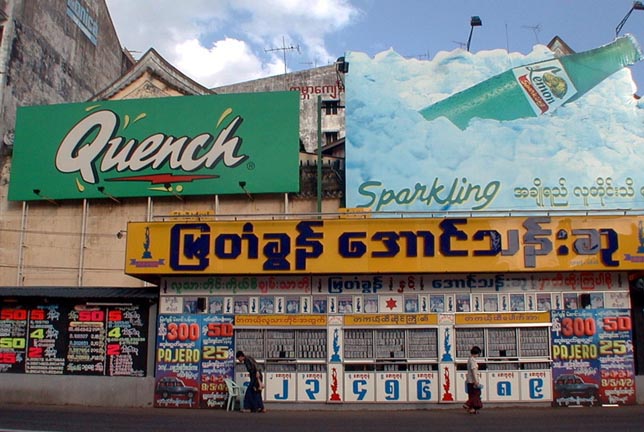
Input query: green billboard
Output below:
<box><xmin>9</xmin><ymin>92</ymin><xmax>300</xmax><ymax>201</ymax></box>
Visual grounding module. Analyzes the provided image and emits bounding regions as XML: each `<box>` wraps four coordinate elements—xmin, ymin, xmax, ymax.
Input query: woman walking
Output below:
<box><xmin>236</xmin><ymin>351</ymin><xmax>266</xmax><ymax>413</ymax></box>
<box><xmin>463</xmin><ymin>346</ymin><xmax>483</xmax><ymax>414</ymax></box>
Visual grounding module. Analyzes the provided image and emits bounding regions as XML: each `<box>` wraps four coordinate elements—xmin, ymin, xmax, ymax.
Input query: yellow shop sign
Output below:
<box><xmin>125</xmin><ymin>215</ymin><xmax>644</xmax><ymax>277</ymax></box>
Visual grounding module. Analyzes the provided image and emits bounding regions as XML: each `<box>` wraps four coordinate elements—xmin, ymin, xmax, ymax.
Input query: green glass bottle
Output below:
<box><xmin>419</xmin><ymin>34</ymin><xmax>643</xmax><ymax>130</ymax></box>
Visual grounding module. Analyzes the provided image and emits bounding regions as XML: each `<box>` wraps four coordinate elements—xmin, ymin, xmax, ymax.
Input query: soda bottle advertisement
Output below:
<box><xmin>345</xmin><ymin>35</ymin><xmax>644</xmax><ymax>213</ymax></box>
<box><xmin>551</xmin><ymin>309</ymin><xmax>636</xmax><ymax>406</ymax></box>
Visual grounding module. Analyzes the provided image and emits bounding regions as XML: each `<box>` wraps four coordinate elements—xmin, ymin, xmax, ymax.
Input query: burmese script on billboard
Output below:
<box><xmin>9</xmin><ymin>93</ymin><xmax>300</xmax><ymax>201</ymax></box>
<box><xmin>125</xmin><ymin>215</ymin><xmax>644</xmax><ymax>276</ymax></box>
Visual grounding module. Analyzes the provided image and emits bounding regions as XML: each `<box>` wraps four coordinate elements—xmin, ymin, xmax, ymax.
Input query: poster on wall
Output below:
<box><xmin>200</xmin><ymin>315</ymin><xmax>235</xmax><ymax>408</ymax></box>
<box><xmin>66</xmin><ymin>304</ymin><xmax>149</xmax><ymax>376</ymax></box>
<box><xmin>551</xmin><ymin>309</ymin><xmax>636</xmax><ymax>406</ymax></box>
<box><xmin>0</xmin><ymin>305</ymin><xmax>33</xmax><ymax>373</ymax></box>
<box><xmin>0</xmin><ymin>301</ymin><xmax>148</xmax><ymax>377</ymax></box>
<box><xmin>345</xmin><ymin>36</ymin><xmax>644</xmax><ymax>213</ymax></box>
<box><xmin>106</xmin><ymin>305</ymin><xmax>148</xmax><ymax>377</ymax></box>
<box><xmin>155</xmin><ymin>314</ymin><xmax>202</xmax><ymax>408</ymax></box>
<box><xmin>25</xmin><ymin>304</ymin><xmax>69</xmax><ymax>374</ymax></box>
<box><xmin>155</xmin><ymin>314</ymin><xmax>235</xmax><ymax>409</ymax></box>
<box><xmin>66</xmin><ymin>305</ymin><xmax>109</xmax><ymax>375</ymax></box>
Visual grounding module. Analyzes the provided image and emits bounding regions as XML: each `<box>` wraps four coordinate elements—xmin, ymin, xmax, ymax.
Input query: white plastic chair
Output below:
<box><xmin>224</xmin><ymin>378</ymin><xmax>242</xmax><ymax>411</ymax></box>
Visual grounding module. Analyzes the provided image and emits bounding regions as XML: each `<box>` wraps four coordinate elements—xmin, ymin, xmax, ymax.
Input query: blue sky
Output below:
<box><xmin>106</xmin><ymin>0</ymin><xmax>644</xmax><ymax>91</ymax></box>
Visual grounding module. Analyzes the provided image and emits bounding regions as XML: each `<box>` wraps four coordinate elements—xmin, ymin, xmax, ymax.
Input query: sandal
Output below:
<box><xmin>468</xmin><ymin>409</ymin><xmax>477</xmax><ymax>414</ymax></box>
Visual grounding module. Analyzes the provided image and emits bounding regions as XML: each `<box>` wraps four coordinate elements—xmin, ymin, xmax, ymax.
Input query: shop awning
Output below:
<box><xmin>0</xmin><ymin>286</ymin><xmax>159</xmax><ymax>300</ymax></box>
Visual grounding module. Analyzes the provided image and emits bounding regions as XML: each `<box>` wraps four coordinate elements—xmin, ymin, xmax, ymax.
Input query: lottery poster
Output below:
<box><xmin>0</xmin><ymin>301</ymin><xmax>148</xmax><ymax>377</ymax></box>
<box><xmin>200</xmin><ymin>315</ymin><xmax>235</xmax><ymax>408</ymax></box>
<box><xmin>551</xmin><ymin>309</ymin><xmax>636</xmax><ymax>406</ymax></box>
<box><xmin>155</xmin><ymin>314</ymin><xmax>201</xmax><ymax>408</ymax></box>
<box><xmin>155</xmin><ymin>314</ymin><xmax>235</xmax><ymax>409</ymax></box>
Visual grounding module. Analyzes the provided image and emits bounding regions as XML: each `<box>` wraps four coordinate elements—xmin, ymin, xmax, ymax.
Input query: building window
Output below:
<box><xmin>321</xmin><ymin>100</ymin><xmax>340</xmax><ymax>115</ymax></box>
<box><xmin>324</xmin><ymin>131</ymin><xmax>338</xmax><ymax>146</ymax></box>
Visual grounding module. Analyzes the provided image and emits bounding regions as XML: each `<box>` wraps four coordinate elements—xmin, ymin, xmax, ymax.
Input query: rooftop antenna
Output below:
<box><xmin>265</xmin><ymin>36</ymin><xmax>300</xmax><ymax>75</ymax></box>
<box><xmin>522</xmin><ymin>24</ymin><xmax>542</xmax><ymax>44</ymax></box>
<box><xmin>125</xmin><ymin>48</ymin><xmax>142</xmax><ymax>61</ymax></box>
<box><xmin>452</xmin><ymin>41</ymin><xmax>467</xmax><ymax>49</ymax></box>
<box><xmin>408</xmin><ymin>51</ymin><xmax>430</xmax><ymax>60</ymax></box>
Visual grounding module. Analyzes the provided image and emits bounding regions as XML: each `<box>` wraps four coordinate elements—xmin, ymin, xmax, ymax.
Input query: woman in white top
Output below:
<box><xmin>463</xmin><ymin>346</ymin><xmax>482</xmax><ymax>414</ymax></box>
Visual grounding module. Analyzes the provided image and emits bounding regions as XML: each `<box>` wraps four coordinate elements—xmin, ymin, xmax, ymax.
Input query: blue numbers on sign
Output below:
<box><xmin>529</xmin><ymin>378</ymin><xmax>544</xmax><ymax>399</ymax></box>
<box><xmin>497</xmin><ymin>381</ymin><xmax>512</xmax><ymax>396</ymax></box>
<box><xmin>416</xmin><ymin>379</ymin><xmax>432</xmax><ymax>400</ymax></box>
<box><xmin>305</xmin><ymin>379</ymin><xmax>320</xmax><ymax>400</ymax></box>
<box><xmin>274</xmin><ymin>379</ymin><xmax>289</xmax><ymax>400</ymax></box>
<box><xmin>353</xmin><ymin>380</ymin><xmax>367</xmax><ymax>400</ymax></box>
<box><xmin>385</xmin><ymin>380</ymin><xmax>400</xmax><ymax>401</ymax></box>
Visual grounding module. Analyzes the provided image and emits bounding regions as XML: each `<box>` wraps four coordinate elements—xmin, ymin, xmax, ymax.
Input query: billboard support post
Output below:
<box><xmin>317</xmin><ymin>95</ymin><xmax>322</xmax><ymax>214</ymax></box>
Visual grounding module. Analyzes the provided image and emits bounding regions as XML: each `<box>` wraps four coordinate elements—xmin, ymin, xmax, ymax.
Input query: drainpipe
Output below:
<box><xmin>16</xmin><ymin>200</ymin><xmax>26</xmax><ymax>285</ymax></box>
<box><xmin>77</xmin><ymin>199</ymin><xmax>88</xmax><ymax>286</ymax></box>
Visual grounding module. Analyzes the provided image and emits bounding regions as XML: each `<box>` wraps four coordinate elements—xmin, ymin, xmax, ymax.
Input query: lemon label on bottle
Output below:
<box><xmin>512</xmin><ymin>59</ymin><xmax>578</xmax><ymax>116</ymax></box>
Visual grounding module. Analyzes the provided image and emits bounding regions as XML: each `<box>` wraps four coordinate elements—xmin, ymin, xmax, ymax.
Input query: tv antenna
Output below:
<box><xmin>125</xmin><ymin>48</ymin><xmax>142</xmax><ymax>60</ymax></box>
<box><xmin>522</xmin><ymin>24</ymin><xmax>542</xmax><ymax>44</ymax></box>
<box><xmin>265</xmin><ymin>36</ymin><xmax>300</xmax><ymax>75</ymax></box>
<box><xmin>452</xmin><ymin>41</ymin><xmax>467</xmax><ymax>49</ymax></box>
<box><xmin>301</xmin><ymin>59</ymin><xmax>321</xmax><ymax>68</ymax></box>
<box><xmin>407</xmin><ymin>51</ymin><xmax>430</xmax><ymax>60</ymax></box>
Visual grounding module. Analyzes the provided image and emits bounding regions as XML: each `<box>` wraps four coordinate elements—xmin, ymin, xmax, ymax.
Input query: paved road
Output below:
<box><xmin>1</xmin><ymin>404</ymin><xmax>643</xmax><ymax>432</ymax></box>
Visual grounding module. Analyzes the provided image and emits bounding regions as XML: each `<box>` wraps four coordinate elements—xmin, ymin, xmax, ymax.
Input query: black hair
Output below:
<box><xmin>235</xmin><ymin>350</ymin><xmax>245</xmax><ymax>359</ymax></box>
<box><xmin>471</xmin><ymin>346</ymin><xmax>482</xmax><ymax>355</ymax></box>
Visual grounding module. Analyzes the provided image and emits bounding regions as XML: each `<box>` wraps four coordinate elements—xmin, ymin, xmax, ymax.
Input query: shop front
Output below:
<box><xmin>126</xmin><ymin>214</ymin><xmax>640</xmax><ymax>408</ymax></box>
<box><xmin>0</xmin><ymin>287</ymin><xmax>157</xmax><ymax>407</ymax></box>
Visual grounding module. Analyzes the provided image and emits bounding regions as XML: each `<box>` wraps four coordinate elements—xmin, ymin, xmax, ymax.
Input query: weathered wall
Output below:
<box><xmin>7</xmin><ymin>0</ymin><xmax>125</xmax><ymax>108</ymax></box>
<box><xmin>214</xmin><ymin>65</ymin><xmax>346</xmax><ymax>154</ymax></box>
<box><xmin>0</xmin><ymin>0</ymin><xmax>135</xmax><ymax>287</ymax></box>
<box><xmin>0</xmin><ymin>0</ymin><xmax>136</xmax><ymax>288</ymax></box>
<box><xmin>0</xmin><ymin>191</ymin><xmax>339</xmax><ymax>287</ymax></box>
<box><xmin>0</xmin><ymin>375</ymin><xmax>156</xmax><ymax>407</ymax></box>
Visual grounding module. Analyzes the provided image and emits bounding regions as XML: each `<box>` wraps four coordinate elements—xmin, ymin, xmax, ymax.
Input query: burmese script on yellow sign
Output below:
<box><xmin>235</xmin><ymin>314</ymin><xmax>327</xmax><ymax>327</ymax></box>
<box><xmin>455</xmin><ymin>312</ymin><xmax>550</xmax><ymax>325</ymax></box>
<box><xmin>344</xmin><ymin>314</ymin><xmax>438</xmax><ymax>326</ymax></box>
<box><xmin>125</xmin><ymin>215</ymin><xmax>644</xmax><ymax>275</ymax></box>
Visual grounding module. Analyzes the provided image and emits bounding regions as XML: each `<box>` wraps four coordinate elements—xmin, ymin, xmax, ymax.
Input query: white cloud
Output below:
<box><xmin>230</xmin><ymin>0</ymin><xmax>359</xmax><ymax>62</ymax></box>
<box><xmin>106</xmin><ymin>0</ymin><xmax>226</xmax><ymax>56</ymax></box>
<box><xmin>105</xmin><ymin>0</ymin><xmax>360</xmax><ymax>87</ymax></box>
<box><xmin>175</xmin><ymin>38</ymin><xmax>284</xmax><ymax>87</ymax></box>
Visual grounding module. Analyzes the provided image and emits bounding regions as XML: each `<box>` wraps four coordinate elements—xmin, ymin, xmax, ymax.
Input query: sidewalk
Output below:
<box><xmin>1</xmin><ymin>403</ymin><xmax>643</xmax><ymax>432</ymax></box>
